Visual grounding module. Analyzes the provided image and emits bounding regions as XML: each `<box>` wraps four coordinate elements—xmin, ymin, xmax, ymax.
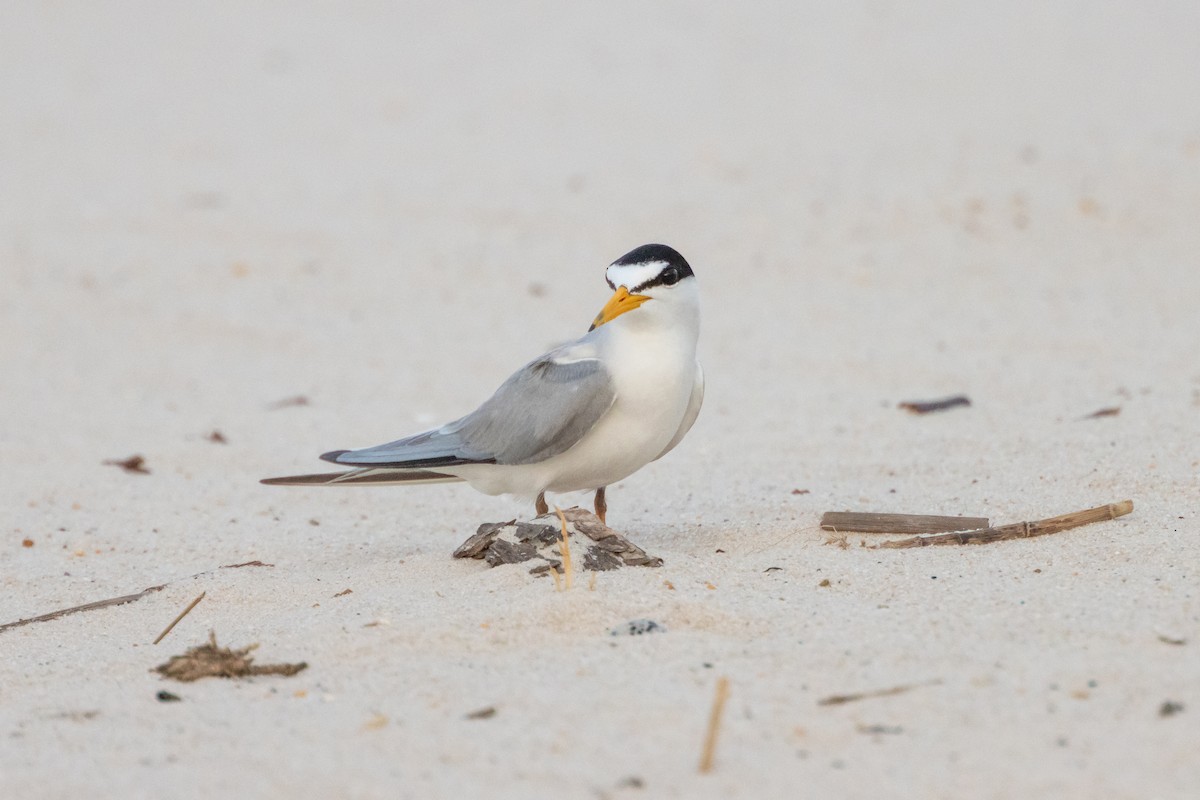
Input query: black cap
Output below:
<box><xmin>611</xmin><ymin>244</ymin><xmax>694</xmax><ymax>279</ymax></box>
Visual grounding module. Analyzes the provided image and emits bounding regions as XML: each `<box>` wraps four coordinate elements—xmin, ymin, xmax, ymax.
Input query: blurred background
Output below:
<box><xmin>3</xmin><ymin>0</ymin><xmax>1198</xmax><ymax>533</ymax></box>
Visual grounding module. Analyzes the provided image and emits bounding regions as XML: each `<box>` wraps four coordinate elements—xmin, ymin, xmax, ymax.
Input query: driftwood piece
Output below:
<box><xmin>821</xmin><ymin>512</ymin><xmax>989</xmax><ymax>534</ymax></box>
<box><xmin>453</xmin><ymin>507</ymin><xmax>662</xmax><ymax>572</ymax></box>
<box><xmin>871</xmin><ymin>500</ymin><xmax>1133</xmax><ymax>549</ymax></box>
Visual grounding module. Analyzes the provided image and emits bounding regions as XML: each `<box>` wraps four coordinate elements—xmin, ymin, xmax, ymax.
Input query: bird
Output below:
<box><xmin>261</xmin><ymin>243</ymin><xmax>704</xmax><ymax>525</ymax></box>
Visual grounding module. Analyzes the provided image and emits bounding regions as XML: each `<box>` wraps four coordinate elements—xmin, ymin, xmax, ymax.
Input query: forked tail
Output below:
<box><xmin>260</xmin><ymin>468</ymin><xmax>463</xmax><ymax>487</ymax></box>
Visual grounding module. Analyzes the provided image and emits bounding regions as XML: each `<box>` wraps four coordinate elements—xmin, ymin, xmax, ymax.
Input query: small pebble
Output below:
<box><xmin>1159</xmin><ymin>701</ymin><xmax>1184</xmax><ymax>718</ymax></box>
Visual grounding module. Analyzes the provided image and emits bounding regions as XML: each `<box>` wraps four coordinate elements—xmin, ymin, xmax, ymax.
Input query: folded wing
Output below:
<box><xmin>324</xmin><ymin>347</ymin><xmax>616</xmax><ymax>469</ymax></box>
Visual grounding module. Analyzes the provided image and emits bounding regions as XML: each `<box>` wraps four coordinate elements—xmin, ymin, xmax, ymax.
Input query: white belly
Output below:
<box><xmin>451</xmin><ymin>327</ymin><xmax>697</xmax><ymax>498</ymax></box>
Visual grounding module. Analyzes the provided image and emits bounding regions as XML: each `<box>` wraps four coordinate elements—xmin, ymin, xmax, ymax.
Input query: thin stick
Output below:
<box><xmin>698</xmin><ymin>676</ymin><xmax>731</xmax><ymax>774</ymax></box>
<box><xmin>819</xmin><ymin>678</ymin><xmax>941</xmax><ymax>706</ymax></box>
<box><xmin>821</xmin><ymin>512</ymin><xmax>989</xmax><ymax>535</ymax></box>
<box><xmin>872</xmin><ymin>500</ymin><xmax>1133</xmax><ymax>549</ymax></box>
<box><xmin>0</xmin><ymin>585</ymin><xmax>165</xmax><ymax>634</ymax></box>
<box><xmin>898</xmin><ymin>395</ymin><xmax>970</xmax><ymax>414</ymax></box>
<box><xmin>153</xmin><ymin>592</ymin><xmax>206</xmax><ymax>645</ymax></box>
<box><xmin>554</xmin><ymin>506</ymin><xmax>574</xmax><ymax>590</ymax></box>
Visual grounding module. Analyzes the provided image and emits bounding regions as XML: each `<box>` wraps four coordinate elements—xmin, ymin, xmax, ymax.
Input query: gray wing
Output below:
<box><xmin>324</xmin><ymin>346</ymin><xmax>616</xmax><ymax>468</ymax></box>
<box><xmin>654</xmin><ymin>362</ymin><xmax>704</xmax><ymax>461</ymax></box>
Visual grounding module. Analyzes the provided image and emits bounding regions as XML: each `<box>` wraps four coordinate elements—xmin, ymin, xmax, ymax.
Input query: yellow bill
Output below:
<box><xmin>589</xmin><ymin>286</ymin><xmax>650</xmax><ymax>331</ymax></box>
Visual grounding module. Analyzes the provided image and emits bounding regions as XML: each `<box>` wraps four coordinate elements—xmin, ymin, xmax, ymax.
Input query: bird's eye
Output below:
<box><xmin>661</xmin><ymin>268</ymin><xmax>679</xmax><ymax>286</ymax></box>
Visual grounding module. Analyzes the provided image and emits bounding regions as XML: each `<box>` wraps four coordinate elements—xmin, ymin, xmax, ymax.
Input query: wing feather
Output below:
<box><xmin>328</xmin><ymin>345</ymin><xmax>615</xmax><ymax>468</ymax></box>
<box><xmin>260</xmin><ymin>468</ymin><xmax>462</xmax><ymax>486</ymax></box>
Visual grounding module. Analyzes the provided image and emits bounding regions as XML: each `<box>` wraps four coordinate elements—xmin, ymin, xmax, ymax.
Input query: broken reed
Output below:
<box><xmin>698</xmin><ymin>676</ymin><xmax>731</xmax><ymax>774</ymax></box>
<box><xmin>554</xmin><ymin>506</ymin><xmax>574</xmax><ymax>590</ymax></box>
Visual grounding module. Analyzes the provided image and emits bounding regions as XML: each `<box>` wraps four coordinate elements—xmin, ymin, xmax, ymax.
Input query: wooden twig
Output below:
<box><xmin>0</xmin><ymin>585</ymin><xmax>165</xmax><ymax>634</ymax></box>
<box><xmin>819</xmin><ymin>679</ymin><xmax>941</xmax><ymax>706</ymax></box>
<box><xmin>821</xmin><ymin>512</ymin><xmax>989</xmax><ymax>534</ymax></box>
<box><xmin>153</xmin><ymin>592</ymin><xmax>206</xmax><ymax>645</ymax></box>
<box><xmin>872</xmin><ymin>500</ymin><xmax>1133</xmax><ymax>549</ymax></box>
<box><xmin>266</xmin><ymin>395</ymin><xmax>309</xmax><ymax>410</ymax></box>
<box><xmin>898</xmin><ymin>395</ymin><xmax>971</xmax><ymax>414</ymax></box>
<box><xmin>698</xmin><ymin>677</ymin><xmax>731</xmax><ymax>774</ymax></box>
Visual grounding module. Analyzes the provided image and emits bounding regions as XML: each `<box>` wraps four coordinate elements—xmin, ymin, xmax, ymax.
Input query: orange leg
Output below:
<box><xmin>536</xmin><ymin>492</ymin><xmax>548</xmax><ymax>517</ymax></box>
<box><xmin>594</xmin><ymin>486</ymin><xmax>607</xmax><ymax>525</ymax></box>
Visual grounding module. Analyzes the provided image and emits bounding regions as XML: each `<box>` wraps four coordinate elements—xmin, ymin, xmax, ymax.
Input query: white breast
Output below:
<box><xmin>452</xmin><ymin>281</ymin><xmax>701</xmax><ymax>499</ymax></box>
<box><xmin>539</xmin><ymin>312</ymin><xmax>697</xmax><ymax>492</ymax></box>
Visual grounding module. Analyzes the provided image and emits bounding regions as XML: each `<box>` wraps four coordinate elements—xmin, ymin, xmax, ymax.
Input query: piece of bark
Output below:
<box><xmin>103</xmin><ymin>454</ymin><xmax>150</xmax><ymax>474</ymax></box>
<box><xmin>453</xmin><ymin>507</ymin><xmax>662</xmax><ymax>571</ymax></box>
<box><xmin>898</xmin><ymin>395</ymin><xmax>971</xmax><ymax>414</ymax></box>
<box><xmin>485</xmin><ymin>539</ymin><xmax>538</xmax><ymax>567</ymax></box>
<box><xmin>871</xmin><ymin>500</ymin><xmax>1132</xmax><ymax>549</ymax></box>
<box><xmin>821</xmin><ymin>512</ymin><xmax>989</xmax><ymax>534</ymax></box>
<box><xmin>452</xmin><ymin>520</ymin><xmax>516</xmax><ymax>559</ymax></box>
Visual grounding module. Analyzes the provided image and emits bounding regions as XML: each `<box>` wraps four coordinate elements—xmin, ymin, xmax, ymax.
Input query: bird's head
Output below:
<box><xmin>588</xmin><ymin>244</ymin><xmax>698</xmax><ymax>332</ymax></box>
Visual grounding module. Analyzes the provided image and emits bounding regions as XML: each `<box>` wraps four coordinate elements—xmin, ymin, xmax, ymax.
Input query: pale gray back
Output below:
<box><xmin>330</xmin><ymin>351</ymin><xmax>615</xmax><ymax>468</ymax></box>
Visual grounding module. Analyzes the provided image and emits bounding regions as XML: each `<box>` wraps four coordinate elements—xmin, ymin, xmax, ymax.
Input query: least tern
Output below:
<box><xmin>262</xmin><ymin>243</ymin><xmax>704</xmax><ymax>524</ymax></box>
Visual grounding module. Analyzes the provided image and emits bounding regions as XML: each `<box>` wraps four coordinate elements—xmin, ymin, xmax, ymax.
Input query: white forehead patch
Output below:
<box><xmin>606</xmin><ymin>260</ymin><xmax>668</xmax><ymax>292</ymax></box>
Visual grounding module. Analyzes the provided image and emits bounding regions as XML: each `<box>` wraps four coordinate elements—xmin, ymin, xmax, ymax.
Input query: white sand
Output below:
<box><xmin>2</xmin><ymin>2</ymin><xmax>1198</xmax><ymax>797</ymax></box>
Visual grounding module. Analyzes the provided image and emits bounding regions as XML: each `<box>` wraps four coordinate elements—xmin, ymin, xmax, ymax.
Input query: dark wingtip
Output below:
<box><xmin>260</xmin><ymin>476</ymin><xmax>294</xmax><ymax>485</ymax></box>
<box><xmin>319</xmin><ymin>449</ymin><xmax>349</xmax><ymax>464</ymax></box>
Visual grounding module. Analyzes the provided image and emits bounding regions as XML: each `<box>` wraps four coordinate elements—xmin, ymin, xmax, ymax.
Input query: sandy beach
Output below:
<box><xmin>2</xmin><ymin>2</ymin><xmax>1198</xmax><ymax>797</ymax></box>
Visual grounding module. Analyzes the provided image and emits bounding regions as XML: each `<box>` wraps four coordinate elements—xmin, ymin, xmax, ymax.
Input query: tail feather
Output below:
<box><xmin>260</xmin><ymin>468</ymin><xmax>463</xmax><ymax>487</ymax></box>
